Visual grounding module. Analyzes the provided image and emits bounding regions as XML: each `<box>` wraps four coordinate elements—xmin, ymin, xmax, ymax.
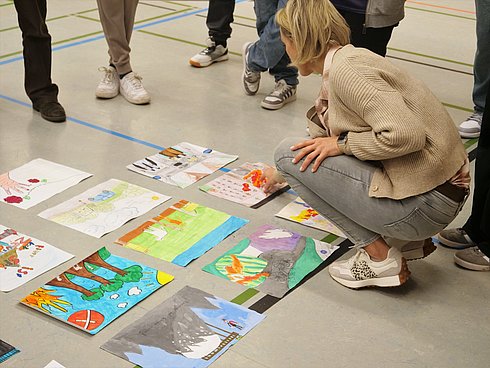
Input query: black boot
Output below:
<box><xmin>33</xmin><ymin>100</ymin><xmax>66</xmax><ymax>122</ymax></box>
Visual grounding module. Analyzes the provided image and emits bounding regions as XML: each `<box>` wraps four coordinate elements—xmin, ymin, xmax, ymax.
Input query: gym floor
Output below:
<box><xmin>0</xmin><ymin>1</ymin><xmax>488</xmax><ymax>367</ymax></box>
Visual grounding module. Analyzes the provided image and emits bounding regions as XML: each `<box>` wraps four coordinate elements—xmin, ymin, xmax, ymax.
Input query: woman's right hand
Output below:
<box><xmin>260</xmin><ymin>167</ymin><xmax>286</xmax><ymax>194</ymax></box>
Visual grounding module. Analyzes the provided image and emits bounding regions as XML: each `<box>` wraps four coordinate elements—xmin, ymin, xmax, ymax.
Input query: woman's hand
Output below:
<box><xmin>260</xmin><ymin>167</ymin><xmax>286</xmax><ymax>194</ymax></box>
<box><xmin>291</xmin><ymin>136</ymin><xmax>342</xmax><ymax>172</ymax></box>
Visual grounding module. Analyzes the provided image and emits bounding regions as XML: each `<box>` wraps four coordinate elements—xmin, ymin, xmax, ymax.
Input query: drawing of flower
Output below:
<box><xmin>28</xmin><ymin>178</ymin><xmax>40</xmax><ymax>183</ymax></box>
<box><xmin>4</xmin><ymin>196</ymin><xmax>23</xmax><ymax>204</ymax></box>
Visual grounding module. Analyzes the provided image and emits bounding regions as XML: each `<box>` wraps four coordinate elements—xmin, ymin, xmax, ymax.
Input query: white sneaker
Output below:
<box><xmin>261</xmin><ymin>79</ymin><xmax>297</xmax><ymax>110</ymax></box>
<box><xmin>189</xmin><ymin>38</ymin><xmax>229</xmax><ymax>68</ymax></box>
<box><xmin>95</xmin><ymin>66</ymin><xmax>119</xmax><ymax>99</ymax></box>
<box><xmin>329</xmin><ymin>247</ymin><xmax>410</xmax><ymax>289</ymax></box>
<box><xmin>458</xmin><ymin>111</ymin><xmax>483</xmax><ymax>138</ymax></box>
<box><xmin>242</xmin><ymin>42</ymin><xmax>261</xmax><ymax>96</ymax></box>
<box><xmin>119</xmin><ymin>72</ymin><xmax>151</xmax><ymax>105</ymax></box>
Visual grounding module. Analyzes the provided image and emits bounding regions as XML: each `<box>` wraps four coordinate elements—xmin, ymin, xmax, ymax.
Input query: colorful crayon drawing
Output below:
<box><xmin>0</xmin><ymin>225</ymin><xmax>74</xmax><ymax>292</ymax></box>
<box><xmin>38</xmin><ymin>179</ymin><xmax>171</xmax><ymax>238</ymax></box>
<box><xmin>199</xmin><ymin>162</ymin><xmax>289</xmax><ymax>208</ymax></box>
<box><xmin>101</xmin><ymin>286</ymin><xmax>264</xmax><ymax>368</ymax></box>
<box><xmin>275</xmin><ymin>197</ymin><xmax>346</xmax><ymax>237</ymax></box>
<box><xmin>116</xmin><ymin>200</ymin><xmax>248</xmax><ymax>266</ymax></box>
<box><xmin>127</xmin><ymin>142</ymin><xmax>238</xmax><ymax>188</ymax></box>
<box><xmin>0</xmin><ymin>158</ymin><xmax>92</xmax><ymax>209</ymax></box>
<box><xmin>21</xmin><ymin>247</ymin><xmax>173</xmax><ymax>335</ymax></box>
<box><xmin>203</xmin><ymin>225</ymin><xmax>340</xmax><ymax>298</ymax></box>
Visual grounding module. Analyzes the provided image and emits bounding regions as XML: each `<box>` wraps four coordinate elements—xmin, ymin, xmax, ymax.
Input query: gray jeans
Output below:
<box><xmin>275</xmin><ymin>137</ymin><xmax>465</xmax><ymax>247</ymax></box>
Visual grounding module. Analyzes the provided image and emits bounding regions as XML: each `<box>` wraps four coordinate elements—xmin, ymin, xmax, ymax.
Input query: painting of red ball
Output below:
<box><xmin>68</xmin><ymin>310</ymin><xmax>104</xmax><ymax>331</ymax></box>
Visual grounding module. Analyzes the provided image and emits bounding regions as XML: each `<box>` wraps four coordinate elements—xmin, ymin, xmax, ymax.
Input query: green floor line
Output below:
<box><xmin>139</xmin><ymin>1</ymin><xmax>177</xmax><ymax>12</ymax></box>
<box><xmin>0</xmin><ymin>1</ymin><xmax>12</xmax><ymax>7</ymax></box>
<box><xmin>230</xmin><ymin>288</ymin><xmax>260</xmax><ymax>305</ymax></box>
<box><xmin>0</xmin><ymin>7</ymin><xmax>99</xmax><ymax>33</ymax></box>
<box><xmin>442</xmin><ymin>102</ymin><xmax>474</xmax><ymax>113</ymax></box>
<box><xmin>387</xmin><ymin>47</ymin><xmax>473</xmax><ymax>68</ymax></box>
<box><xmin>138</xmin><ymin>30</ymin><xmax>241</xmax><ymax>56</ymax></box>
<box><xmin>0</xmin><ymin>25</ymin><xmax>17</xmax><ymax>33</ymax></box>
<box><xmin>135</xmin><ymin>8</ymin><xmax>190</xmax><ymax>24</ymax></box>
<box><xmin>234</xmin><ymin>14</ymin><xmax>256</xmax><ymax>22</ymax></box>
<box><xmin>406</xmin><ymin>6</ymin><xmax>476</xmax><ymax>20</ymax></box>
<box><xmin>75</xmin><ymin>14</ymin><xmax>100</xmax><ymax>23</ymax></box>
<box><xmin>163</xmin><ymin>1</ymin><xmax>194</xmax><ymax>8</ymax></box>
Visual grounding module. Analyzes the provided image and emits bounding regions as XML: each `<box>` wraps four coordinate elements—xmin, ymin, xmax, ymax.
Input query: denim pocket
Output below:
<box><xmin>383</xmin><ymin>207</ymin><xmax>448</xmax><ymax>240</ymax></box>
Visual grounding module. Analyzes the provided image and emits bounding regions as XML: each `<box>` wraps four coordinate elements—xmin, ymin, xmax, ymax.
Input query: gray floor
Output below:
<box><xmin>0</xmin><ymin>1</ymin><xmax>488</xmax><ymax>367</ymax></box>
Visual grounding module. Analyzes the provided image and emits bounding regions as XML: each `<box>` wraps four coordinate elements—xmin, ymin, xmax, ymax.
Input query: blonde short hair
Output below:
<box><xmin>276</xmin><ymin>0</ymin><xmax>350</xmax><ymax>65</ymax></box>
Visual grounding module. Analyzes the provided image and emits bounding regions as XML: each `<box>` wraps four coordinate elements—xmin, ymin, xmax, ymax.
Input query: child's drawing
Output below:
<box><xmin>21</xmin><ymin>247</ymin><xmax>173</xmax><ymax>335</ymax></box>
<box><xmin>276</xmin><ymin>197</ymin><xmax>346</xmax><ymax>237</ymax></box>
<box><xmin>0</xmin><ymin>159</ymin><xmax>92</xmax><ymax>209</ymax></box>
<box><xmin>203</xmin><ymin>225</ymin><xmax>340</xmax><ymax>298</ymax></box>
<box><xmin>0</xmin><ymin>225</ymin><xmax>73</xmax><ymax>292</ymax></box>
<box><xmin>38</xmin><ymin>179</ymin><xmax>170</xmax><ymax>238</ymax></box>
<box><xmin>116</xmin><ymin>200</ymin><xmax>248</xmax><ymax>266</ymax></box>
<box><xmin>100</xmin><ymin>286</ymin><xmax>264</xmax><ymax>368</ymax></box>
<box><xmin>199</xmin><ymin>162</ymin><xmax>289</xmax><ymax>208</ymax></box>
<box><xmin>127</xmin><ymin>142</ymin><xmax>238</xmax><ymax>188</ymax></box>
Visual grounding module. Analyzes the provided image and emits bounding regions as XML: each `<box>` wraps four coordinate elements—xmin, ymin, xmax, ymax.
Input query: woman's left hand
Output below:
<box><xmin>291</xmin><ymin>137</ymin><xmax>342</xmax><ymax>172</ymax></box>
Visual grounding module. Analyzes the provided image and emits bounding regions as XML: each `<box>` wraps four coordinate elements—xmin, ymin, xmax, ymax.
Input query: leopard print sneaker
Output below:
<box><xmin>328</xmin><ymin>247</ymin><xmax>410</xmax><ymax>289</ymax></box>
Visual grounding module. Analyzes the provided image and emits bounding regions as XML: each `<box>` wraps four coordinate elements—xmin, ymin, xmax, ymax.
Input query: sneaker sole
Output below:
<box><xmin>95</xmin><ymin>90</ymin><xmax>119</xmax><ymax>99</ymax></box>
<box><xmin>242</xmin><ymin>42</ymin><xmax>260</xmax><ymax>95</ymax></box>
<box><xmin>261</xmin><ymin>94</ymin><xmax>297</xmax><ymax>110</ymax></box>
<box><xmin>458</xmin><ymin>131</ymin><xmax>480</xmax><ymax>139</ymax></box>
<box><xmin>120</xmin><ymin>91</ymin><xmax>151</xmax><ymax>105</ymax></box>
<box><xmin>403</xmin><ymin>239</ymin><xmax>437</xmax><ymax>261</ymax></box>
<box><xmin>454</xmin><ymin>254</ymin><xmax>490</xmax><ymax>271</ymax></box>
<box><xmin>330</xmin><ymin>258</ymin><xmax>410</xmax><ymax>289</ymax></box>
<box><xmin>437</xmin><ymin>234</ymin><xmax>473</xmax><ymax>249</ymax></box>
<box><xmin>189</xmin><ymin>55</ymin><xmax>229</xmax><ymax>68</ymax></box>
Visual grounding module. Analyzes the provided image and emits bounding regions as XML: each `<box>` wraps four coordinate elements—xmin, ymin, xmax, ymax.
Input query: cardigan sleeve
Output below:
<box><xmin>343</xmin><ymin>89</ymin><xmax>427</xmax><ymax>161</ymax></box>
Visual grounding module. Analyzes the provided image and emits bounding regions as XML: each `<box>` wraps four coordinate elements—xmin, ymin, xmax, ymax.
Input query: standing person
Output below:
<box><xmin>438</xmin><ymin>86</ymin><xmax>490</xmax><ymax>271</ymax></box>
<box><xmin>95</xmin><ymin>0</ymin><xmax>150</xmax><ymax>105</ymax></box>
<box><xmin>458</xmin><ymin>0</ymin><xmax>489</xmax><ymax>138</ymax></box>
<box><xmin>189</xmin><ymin>0</ymin><xmax>235</xmax><ymax>67</ymax></box>
<box><xmin>13</xmin><ymin>0</ymin><xmax>66</xmax><ymax>123</ymax></box>
<box><xmin>262</xmin><ymin>0</ymin><xmax>470</xmax><ymax>289</ymax></box>
<box><xmin>330</xmin><ymin>0</ymin><xmax>406</xmax><ymax>57</ymax></box>
<box><xmin>242</xmin><ymin>0</ymin><xmax>299</xmax><ymax>110</ymax></box>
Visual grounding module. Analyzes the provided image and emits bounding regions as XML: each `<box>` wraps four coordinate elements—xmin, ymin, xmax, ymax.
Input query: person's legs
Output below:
<box><xmin>189</xmin><ymin>0</ymin><xmax>233</xmax><ymax>67</ymax></box>
<box><xmin>455</xmin><ymin>84</ymin><xmax>490</xmax><ymax>270</ymax></box>
<box><xmin>337</xmin><ymin>9</ymin><xmax>395</xmax><ymax>57</ymax></box>
<box><xmin>472</xmin><ymin>0</ymin><xmax>490</xmax><ymax>114</ymax></box>
<box><xmin>97</xmin><ymin>0</ymin><xmax>138</xmax><ymax>75</ymax></box>
<box><xmin>14</xmin><ymin>0</ymin><xmax>58</xmax><ymax>104</ymax></box>
<box><xmin>14</xmin><ymin>0</ymin><xmax>65</xmax><ymax>122</ymax></box>
<box><xmin>207</xmin><ymin>0</ymin><xmax>235</xmax><ymax>46</ymax></box>
<box><xmin>275</xmin><ymin>137</ymin><xmax>463</xmax><ymax>287</ymax></box>
<box><xmin>248</xmin><ymin>0</ymin><xmax>297</xmax><ymax>83</ymax></box>
<box><xmin>458</xmin><ymin>0</ymin><xmax>489</xmax><ymax>138</ymax></box>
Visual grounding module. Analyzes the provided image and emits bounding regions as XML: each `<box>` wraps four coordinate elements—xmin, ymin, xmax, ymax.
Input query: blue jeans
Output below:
<box><xmin>473</xmin><ymin>0</ymin><xmax>490</xmax><ymax>112</ymax></box>
<box><xmin>275</xmin><ymin>137</ymin><xmax>465</xmax><ymax>247</ymax></box>
<box><xmin>247</xmin><ymin>0</ymin><xmax>298</xmax><ymax>86</ymax></box>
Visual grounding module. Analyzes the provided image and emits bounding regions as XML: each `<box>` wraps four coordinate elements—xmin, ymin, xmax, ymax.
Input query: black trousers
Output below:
<box><xmin>463</xmin><ymin>86</ymin><xmax>490</xmax><ymax>257</ymax></box>
<box><xmin>206</xmin><ymin>0</ymin><xmax>235</xmax><ymax>46</ymax></box>
<box><xmin>337</xmin><ymin>10</ymin><xmax>396</xmax><ymax>57</ymax></box>
<box><xmin>14</xmin><ymin>0</ymin><xmax>59</xmax><ymax>105</ymax></box>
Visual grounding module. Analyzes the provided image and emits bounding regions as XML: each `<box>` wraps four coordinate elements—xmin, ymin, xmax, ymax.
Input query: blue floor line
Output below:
<box><xmin>0</xmin><ymin>0</ymin><xmax>247</xmax><ymax>66</ymax></box>
<box><xmin>0</xmin><ymin>94</ymin><xmax>232</xmax><ymax>172</ymax></box>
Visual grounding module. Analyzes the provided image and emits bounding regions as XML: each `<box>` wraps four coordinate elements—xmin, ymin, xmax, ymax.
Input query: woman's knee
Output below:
<box><xmin>274</xmin><ymin>137</ymin><xmax>302</xmax><ymax>172</ymax></box>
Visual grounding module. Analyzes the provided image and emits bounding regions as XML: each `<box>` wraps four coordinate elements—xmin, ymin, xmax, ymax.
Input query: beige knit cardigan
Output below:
<box><xmin>328</xmin><ymin>45</ymin><xmax>467</xmax><ymax>200</ymax></box>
